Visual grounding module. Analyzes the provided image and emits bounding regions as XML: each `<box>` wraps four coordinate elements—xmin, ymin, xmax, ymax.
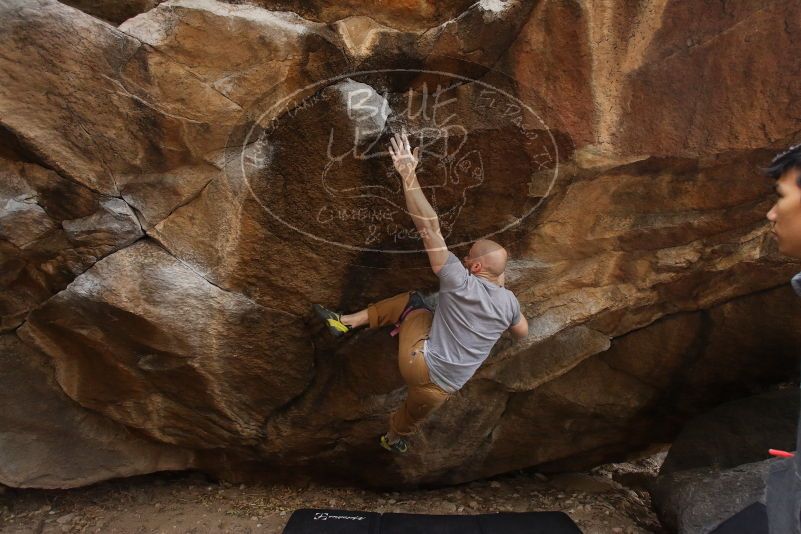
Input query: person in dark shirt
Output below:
<box><xmin>761</xmin><ymin>143</ymin><xmax>801</xmax><ymax>534</ymax></box>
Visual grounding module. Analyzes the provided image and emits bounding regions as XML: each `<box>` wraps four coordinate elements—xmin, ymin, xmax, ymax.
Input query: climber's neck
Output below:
<box><xmin>473</xmin><ymin>271</ymin><xmax>503</xmax><ymax>287</ymax></box>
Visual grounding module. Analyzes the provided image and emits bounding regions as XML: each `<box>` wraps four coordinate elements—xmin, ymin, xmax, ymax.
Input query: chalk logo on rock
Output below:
<box><xmin>225</xmin><ymin>67</ymin><xmax>560</xmax><ymax>257</ymax></box>
<box><xmin>312</xmin><ymin>512</ymin><xmax>366</xmax><ymax>521</ymax></box>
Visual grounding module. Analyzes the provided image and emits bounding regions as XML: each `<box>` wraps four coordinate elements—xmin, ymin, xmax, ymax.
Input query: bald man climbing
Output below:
<box><xmin>313</xmin><ymin>130</ymin><xmax>529</xmax><ymax>454</ymax></box>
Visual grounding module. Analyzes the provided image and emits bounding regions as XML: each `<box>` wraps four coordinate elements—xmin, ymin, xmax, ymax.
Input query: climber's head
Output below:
<box><xmin>766</xmin><ymin>144</ymin><xmax>801</xmax><ymax>259</ymax></box>
<box><xmin>463</xmin><ymin>239</ymin><xmax>508</xmax><ymax>281</ymax></box>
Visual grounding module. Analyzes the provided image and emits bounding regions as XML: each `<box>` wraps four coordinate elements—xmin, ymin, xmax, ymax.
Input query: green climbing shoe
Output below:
<box><xmin>312</xmin><ymin>303</ymin><xmax>351</xmax><ymax>337</ymax></box>
<box><xmin>379</xmin><ymin>433</ymin><xmax>409</xmax><ymax>454</ymax></box>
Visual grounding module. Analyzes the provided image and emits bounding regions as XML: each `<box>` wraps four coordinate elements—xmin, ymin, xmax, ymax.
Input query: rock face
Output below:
<box><xmin>2</xmin><ymin>0</ymin><xmax>801</xmax><ymax>488</ymax></box>
<box><xmin>652</xmin><ymin>459</ymin><xmax>772</xmax><ymax>534</ymax></box>
<box><xmin>659</xmin><ymin>389</ymin><xmax>801</xmax><ymax>477</ymax></box>
<box><xmin>17</xmin><ymin>239</ymin><xmax>315</xmax><ymax>450</ymax></box>
<box><xmin>0</xmin><ymin>157</ymin><xmax>142</xmax><ymax>332</ymax></box>
<box><xmin>60</xmin><ymin>0</ymin><xmax>165</xmax><ymax>25</ymax></box>
<box><xmin>651</xmin><ymin>389</ymin><xmax>801</xmax><ymax>533</ymax></box>
<box><xmin>0</xmin><ymin>335</ymin><xmax>193</xmax><ymax>489</ymax></box>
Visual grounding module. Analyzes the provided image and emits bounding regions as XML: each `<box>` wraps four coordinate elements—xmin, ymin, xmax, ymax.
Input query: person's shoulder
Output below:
<box><xmin>504</xmin><ymin>288</ymin><xmax>520</xmax><ymax>309</ymax></box>
<box><xmin>436</xmin><ymin>251</ymin><xmax>468</xmax><ymax>290</ymax></box>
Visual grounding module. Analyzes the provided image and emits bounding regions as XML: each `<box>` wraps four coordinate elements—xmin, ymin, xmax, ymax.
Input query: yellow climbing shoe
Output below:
<box><xmin>380</xmin><ymin>433</ymin><xmax>409</xmax><ymax>453</ymax></box>
<box><xmin>312</xmin><ymin>303</ymin><xmax>351</xmax><ymax>337</ymax></box>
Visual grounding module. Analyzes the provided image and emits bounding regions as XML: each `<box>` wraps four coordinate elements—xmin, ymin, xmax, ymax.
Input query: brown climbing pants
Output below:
<box><xmin>367</xmin><ymin>291</ymin><xmax>453</xmax><ymax>436</ymax></box>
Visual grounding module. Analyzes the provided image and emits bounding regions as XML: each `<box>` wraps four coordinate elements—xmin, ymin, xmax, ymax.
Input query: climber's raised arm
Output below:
<box><xmin>388</xmin><ymin>130</ymin><xmax>449</xmax><ymax>273</ymax></box>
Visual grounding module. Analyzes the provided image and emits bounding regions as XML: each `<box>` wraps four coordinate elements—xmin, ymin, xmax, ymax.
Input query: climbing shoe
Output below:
<box><xmin>380</xmin><ymin>433</ymin><xmax>409</xmax><ymax>454</ymax></box>
<box><xmin>312</xmin><ymin>303</ymin><xmax>351</xmax><ymax>337</ymax></box>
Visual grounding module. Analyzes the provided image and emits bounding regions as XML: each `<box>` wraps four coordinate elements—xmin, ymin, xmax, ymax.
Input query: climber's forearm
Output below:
<box><xmin>402</xmin><ymin>171</ymin><xmax>440</xmax><ymax>231</ymax></box>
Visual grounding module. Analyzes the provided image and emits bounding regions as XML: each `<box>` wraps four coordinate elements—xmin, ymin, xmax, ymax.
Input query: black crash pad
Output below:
<box><xmin>282</xmin><ymin>508</ymin><xmax>583</xmax><ymax>533</ymax></box>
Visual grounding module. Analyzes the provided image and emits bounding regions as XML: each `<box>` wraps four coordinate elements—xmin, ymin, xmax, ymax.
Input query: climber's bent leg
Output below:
<box><xmin>367</xmin><ymin>291</ymin><xmax>414</xmax><ymax>329</ymax></box>
<box><xmin>336</xmin><ymin>290</ymin><xmax>436</xmax><ymax>332</ymax></box>
<box><xmin>388</xmin><ymin>309</ymin><xmax>451</xmax><ymax>437</ymax></box>
<box><xmin>339</xmin><ymin>308</ymin><xmax>368</xmax><ymax>328</ymax></box>
<box><xmin>339</xmin><ymin>291</ymin><xmax>413</xmax><ymax>329</ymax></box>
<box><xmin>390</xmin><ymin>382</ymin><xmax>451</xmax><ymax>437</ymax></box>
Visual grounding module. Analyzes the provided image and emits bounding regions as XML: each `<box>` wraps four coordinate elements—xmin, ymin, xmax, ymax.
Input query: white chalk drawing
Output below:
<box><xmin>225</xmin><ymin>69</ymin><xmax>560</xmax><ymax>254</ymax></box>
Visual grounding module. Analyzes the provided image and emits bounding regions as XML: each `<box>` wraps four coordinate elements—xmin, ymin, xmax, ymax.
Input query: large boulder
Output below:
<box><xmin>236</xmin><ymin>0</ymin><xmax>478</xmax><ymax>31</ymax></box>
<box><xmin>660</xmin><ymin>389</ymin><xmax>801</xmax><ymax>476</ymax></box>
<box><xmin>504</xmin><ymin>0</ymin><xmax>801</xmax><ymax>157</ymax></box>
<box><xmin>0</xmin><ymin>157</ymin><xmax>142</xmax><ymax>332</ymax></box>
<box><xmin>652</xmin><ymin>388</ymin><xmax>801</xmax><ymax>532</ymax></box>
<box><xmin>1</xmin><ymin>0</ymin><xmax>801</xmax><ymax>489</ymax></box>
<box><xmin>59</xmin><ymin>0</ymin><xmax>164</xmax><ymax>25</ymax></box>
<box><xmin>118</xmin><ymin>0</ymin><xmax>349</xmax><ymax>111</ymax></box>
<box><xmin>0</xmin><ymin>335</ymin><xmax>193</xmax><ymax>489</ymax></box>
<box><xmin>62</xmin><ymin>0</ymin><xmax>478</xmax><ymax>30</ymax></box>
<box><xmin>0</xmin><ymin>0</ymin><xmax>240</xmax><ymax>198</ymax></box>
<box><xmin>652</xmin><ymin>459</ymin><xmax>773</xmax><ymax>534</ymax></box>
<box><xmin>17</xmin><ymin>239</ymin><xmax>315</xmax><ymax>450</ymax></box>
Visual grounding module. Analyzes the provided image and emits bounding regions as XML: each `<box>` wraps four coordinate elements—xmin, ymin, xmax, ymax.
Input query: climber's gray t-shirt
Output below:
<box><xmin>423</xmin><ymin>251</ymin><xmax>522</xmax><ymax>393</ymax></box>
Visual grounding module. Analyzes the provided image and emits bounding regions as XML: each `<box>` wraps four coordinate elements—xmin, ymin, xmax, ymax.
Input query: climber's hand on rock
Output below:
<box><xmin>388</xmin><ymin>129</ymin><xmax>420</xmax><ymax>185</ymax></box>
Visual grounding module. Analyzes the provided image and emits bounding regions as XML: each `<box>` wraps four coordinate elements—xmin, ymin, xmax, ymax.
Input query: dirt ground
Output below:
<box><xmin>0</xmin><ymin>449</ymin><xmax>668</xmax><ymax>534</ymax></box>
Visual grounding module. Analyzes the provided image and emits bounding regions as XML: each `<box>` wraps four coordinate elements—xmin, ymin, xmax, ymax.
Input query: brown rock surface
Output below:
<box><xmin>1</xmin><ymin>0</ymin><xmax>800</xmax><ymax>490</ymax></box>
<box><xmin>229</xmin><ymin>0</ymin><xmax>481</xmax><ymax>32</ymax></box>
<box><xmin>0</xmin><ymin>335</ymin><xmax>193</xmax><ymax>489</ymax></box>
<box><xmin>505</xmin><ymin>0</ymin><xmax>801</xmax><ymax>156</ymax></box>
<box><xmin>118</xmin><ymin>0</ymin><xmax>349</xmax><ymax>110</ymax></box>
<box><xmin>63</xmin><ymin>0</ymin><xmax>481</xmax><ymax>30</ymax></box>
<box><xmin>60</xmin><ymin>0</ymin><xmax>165</xmax><ymax>25</ymax></box>
<box><xmin>17</xmin><ymin>239</ymin><xmax>315</xmax><ymax>450</ymax></box>
<box><xmin>0</xmin><ymin>157</ymin><xmax>142</xmax><ymax>332</ymax></box>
